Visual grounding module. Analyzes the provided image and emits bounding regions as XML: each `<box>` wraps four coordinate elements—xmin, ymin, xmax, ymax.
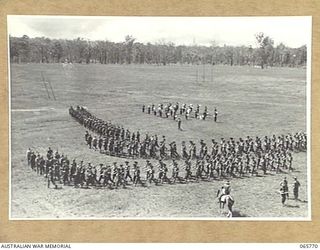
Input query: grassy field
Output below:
<box><xmin>10</xmin><ymin>63</ymin><xmax>308</xmax><ymax>219</ymax></box>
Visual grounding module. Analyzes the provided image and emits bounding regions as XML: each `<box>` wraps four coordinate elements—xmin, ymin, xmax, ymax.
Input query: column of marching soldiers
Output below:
<box><xmin>26</xmin><ymin>105</ymin><xmax>307</xmax><ymax>189</ymax></box>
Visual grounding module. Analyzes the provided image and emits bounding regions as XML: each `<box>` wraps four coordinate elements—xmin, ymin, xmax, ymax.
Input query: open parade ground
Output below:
<box><xmin>10</xmin><ymin>63</ymin><xmax>308</xmax><ymax>219</ymax></box>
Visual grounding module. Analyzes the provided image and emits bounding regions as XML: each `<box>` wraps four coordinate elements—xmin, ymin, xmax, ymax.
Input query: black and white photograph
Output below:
<box><xmin>8</xmin><ymin>16</ymin><xmax>311</xmax><ymax>219</ymax></box>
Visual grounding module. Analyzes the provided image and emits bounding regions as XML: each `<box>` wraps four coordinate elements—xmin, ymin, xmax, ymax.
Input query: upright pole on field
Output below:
<box><xmin>47</xmin><ymin>79</ymin><xmax>56</xmax><ymax>101</ymax></box>
<box><xmin>211</xmin><ymin>65</ymin><xmax>213</xmax><ymax>83</ymax></box>
<box><xmin>203</xmin><ymin>63</ymin><xmax>205</xmax><ymax>83</ymax></box>
<box><xmin>196</xmin><ymin>67</ymin><xmax>198</xmax><ymax>84</ymax></box>
<box><xmin>41</xmin><ymin>71</ymin><xmax>51</xmax><ymax>99</ymax></box>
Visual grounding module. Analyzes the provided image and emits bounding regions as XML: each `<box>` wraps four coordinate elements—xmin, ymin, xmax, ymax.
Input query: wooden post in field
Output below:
<box><xmin>211</xmin><ymin>65</ymin><xmax>213</xmax><ymax>83</ymax></box>
<box><xmin>47</xmin><ymin>79</ymin><xmax>56</xmax><ymax>101</ymax></box>
<box><xmin>196</xmin><ymin>68</ymin><xmax>198</xmax><ymax>84</ymax></box>
<box><xmin>203</xmin><ymin>63</ymin><xmax>205</xmax><ymax>83</ymax></box>
<box><xmin>41</xmin><ymin>72</ymin><xmax>51</xmax><ymax>99</ymax></box>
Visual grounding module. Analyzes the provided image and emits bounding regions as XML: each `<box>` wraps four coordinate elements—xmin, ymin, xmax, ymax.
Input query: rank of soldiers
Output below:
<box><xmin>84</xmin><ymin>129</ymin><xmax>306</xmax><ymax>162</ymax></box>
<box><xmin>27</xmin><ymin>129</ymin><xmax>306</xmax><ymax>189</ymax></box>
<box><xmin>141</xmin><ymin>102</ymin><xmax>213</xmax><ymax>121</ymax></box>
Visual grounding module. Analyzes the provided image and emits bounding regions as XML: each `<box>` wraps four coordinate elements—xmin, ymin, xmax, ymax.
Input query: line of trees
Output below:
<box><xmin>9</xmin><ymin>33</ymin><xmax>307</xmax><ymax>68</ymax></box>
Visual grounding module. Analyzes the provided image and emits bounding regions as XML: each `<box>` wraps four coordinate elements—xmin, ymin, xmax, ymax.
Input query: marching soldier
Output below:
<box><xmin>103</xmin><ymin>165</ymin><xmax>114</xmax><ymax>186</ymax></box>
<box><xmin>146</xmin><ymin>161</ymin><xmax>156</xmax><ymax>185</ymax></box>
<box><xmin>26</xmin><ymin>148</ymin><xmax>32</xmax><ymax>166</ymax></box>
<box><xmin>288</xmin><ymin>153</ymin><xmax>293</xmax><ymax>171</ymax></box>
<box><xmin>47</xmin><ymin>147</ymin><xmax>53</xmax><ymax>159</ymax></box>
<box><xmin>111</xmin><ymin>162</ymin><xmax>118</xmax><ymax>181</ymax></box>
<box><xmin>195</xmin><ymin>160</ymin><xmax>202</xmax><ymax>181</ymax></box>
<box><xmin>62</xmin><ymin>164</ymin><xmax>70</xmax><ymax>185</ymax></box>
<box><xmin>98</xmin><ymin>163</ymin><xmax>105</xmax><ymax>184</ymax></box>
<box><xmin>87</xmin><ymin>134</ymin><xmax>92</xmax><ymax>149</ymax></box>
<box><xmin>85</xmin><ymin>131</ymin><xmax>90</xmax><ymax>143</ymax></box>
<box><xmin>115</xmin><ymin>164</ymin><xmax>126</xmax><ymax>188</ymax></box>
<box><xmin>133</xmin><ymin>161</ymin><xmax>142</xmax><ymax>186</ymax></box>
<box><xmin>39</xmin><ymin>156</ymin><xmax>45</xmax><ymax>175</ymax></box>
<box><xmin>124</xmin><ymin>161</ymin><xmax>133</xmax><ymax>182</ymax></box>
<box><xmin>171</xmin><ymin>161</ymin><xmax>181</xmax><ymax>183</ymax></box>
<box><xmin>184</xmin><ymin>159</ymin><xmax>192</xmax><ymax>181</ymax></box>
<box><xmin>47</xmin><ymin>166</ymin><xmax>58</xmax><ymax>189</ymax></box>
<box><xmin>181</xmin><ymin>141</ymin><xmax>189</xmax><ymax>159</ymax></box>
<box><xmin>30</xmin><ymin>152</ymin><xmax>36</xmax><ymax>170</ymax></box>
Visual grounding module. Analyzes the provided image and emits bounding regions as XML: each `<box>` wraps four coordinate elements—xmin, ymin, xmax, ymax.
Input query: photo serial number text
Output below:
<box><xmin>300</xmin><ymin>244</ymin><xmax>319</xmax><ymax>249</ymax></box>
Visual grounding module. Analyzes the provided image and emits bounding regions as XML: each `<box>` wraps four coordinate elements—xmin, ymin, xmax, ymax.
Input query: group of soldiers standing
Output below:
<box><xmin>142</xmin><ymin>102</ymin><xmax>218</xmax><ymax>122</ymax></box>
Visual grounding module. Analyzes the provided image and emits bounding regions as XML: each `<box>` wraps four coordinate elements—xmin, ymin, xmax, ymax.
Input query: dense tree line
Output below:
<box><xmin>9</xmin><ymin>33</ymin><xmax>307</xmax><ymax>68</ymax></box>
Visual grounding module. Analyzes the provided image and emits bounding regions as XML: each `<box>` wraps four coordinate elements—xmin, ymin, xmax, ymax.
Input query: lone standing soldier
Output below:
<box><xmin>279</xmin><ymin>185</ymin><xmax>287</xmax><ymax>206</ymax></box>
<box><xmin>293</xmin><ymin>177</ymin><xmax>301</xmax><ymax>201</ymax></box>
<box><xmin>214</xmin><ymin>108</ymin><xmax>218</xmax><ymax>122</ymax></box>
<box><xmin>177</xmin><ymin>118</ymin><xmax>182</xmax><ymax>130</ymax></box>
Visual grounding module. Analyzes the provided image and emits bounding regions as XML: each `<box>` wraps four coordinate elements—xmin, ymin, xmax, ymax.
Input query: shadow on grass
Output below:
<box><xmin>237</xmin><ymin>175</ymin><xmax>251</xmax><ymax>179</ymax></box>
<box><xmin>232</xmin><ymin>210</ymin><xmax>248</xmax><ymax>217</ymax></box>
<box><xmin>49</xmin><ymin>186</ymin><xmax>63</xmax><ymax>190</ymax></box>
<box><xmin>284</xmin><ymin>204</ymin><xmax>300</xmax><ymax>208</ymax></box>
<box><xmin>264</xmin><ymin>172</ymin><xmax>275</xmax><ymax>176</ymax></box>
<box><xmin>287</xmin><ymin>198</ymin><xmax>308</xmax><ymax>204</ymax></box>
<box><xmin>299</xmin><ymin>199</ymin><xmax>308</xmax><ymax>203</ymax></box>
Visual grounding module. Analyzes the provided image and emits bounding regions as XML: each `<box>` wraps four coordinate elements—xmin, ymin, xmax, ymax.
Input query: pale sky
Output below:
<box><xmin>7</xmin><ymin>16</ymin><xmax>311</xmax><ymax>48</ymax></box>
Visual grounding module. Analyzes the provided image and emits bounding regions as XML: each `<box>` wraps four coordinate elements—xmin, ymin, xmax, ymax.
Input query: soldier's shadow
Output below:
<box><xmin>284</xmin><ymin>204</ymin><xmax>300</xmax><ymax>208</ymax></box>
<box><xmin>232</xmin><ymin>210</ymin><xmax>248</xmax><ymax>217</ymax></box>
<box><xmin>300</xmin><ymin>199</ymin><xmax>308</xmax><ymax>203</ymax></box>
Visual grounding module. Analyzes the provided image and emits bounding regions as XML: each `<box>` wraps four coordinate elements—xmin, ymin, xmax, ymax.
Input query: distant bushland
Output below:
<box><xmin>9</xmin><ymin>34</ymin><xmax>307</xmax><ymax>68</ymax></box>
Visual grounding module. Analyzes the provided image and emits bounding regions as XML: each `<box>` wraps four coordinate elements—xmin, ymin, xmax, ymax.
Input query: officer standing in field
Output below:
<box><xmin>293</xmin><ymin>177</ymin><xmax>301</xmax><ymax>201</ymax></box>
<box><xmin>177</xmin><ymin>118</ymin><xmax>182</xmax><ymax>130</ymax></box>
<box><xmin>279</xmin><ymin>184</ymin><xmax>287</xmax><ymax>206</ymax></box>
<box><xmin>214</xmin><ymin>108</ymin><xmax>218</xmax><ymax>122</ymax></box>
